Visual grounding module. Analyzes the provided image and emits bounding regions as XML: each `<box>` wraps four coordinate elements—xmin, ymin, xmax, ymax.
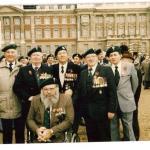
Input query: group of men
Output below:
<box><xmin>0</xmin><ymin>43</ymin><xmax>141</xmax><ymax>143</ymax></box>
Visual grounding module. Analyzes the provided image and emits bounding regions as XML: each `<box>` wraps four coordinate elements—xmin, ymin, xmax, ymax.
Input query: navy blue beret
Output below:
<box><xmin>72</xmin><ymin>53</ymin><xmax>82</xmax><ymax>59</ymax></box>
<box><xmin>82</xmin><ymin>48</ymin><xmax>96</xmax><ymax>58</ymax></box>
<box><xmin>55</xmin><ymin>46</ymin><xmax>67</xmax><ymax>56</ymax></box>
<box><xmin>27</xmin><ymin>47</ymin><xmax>42</xmax><ymax>57</ymax></box>
<box><xmin>1</xmin><ymin>44</ymin><xmax>17</xmax><ymax>52</ymax></box>
<box><xmin>106</xmin><ymin>46</ymin><xmax>121</xmax><ymax>57</ymax></box>
<box><xmin>39</xmin><ymin>77</ymin><xmax>59</xmax><ymax>90</ymax></box>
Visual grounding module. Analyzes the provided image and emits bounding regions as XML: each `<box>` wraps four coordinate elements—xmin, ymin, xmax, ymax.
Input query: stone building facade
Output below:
<box><xmin>0</xmin><ymin>3</ymin><xmax>150</xmax><ymax>56</ymax></box>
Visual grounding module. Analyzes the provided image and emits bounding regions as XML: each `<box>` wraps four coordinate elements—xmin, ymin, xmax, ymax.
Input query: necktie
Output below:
<box><xmin>87</xmin><ymin>68</ymin><xmax>93</xmax><ymax>92</ymax></box>
<box><xmin>61</xmin><ymin>65</ymin><xmax>64</xmax><ymax>74</ymax></box>
<box><xmin>114</xmin><ymin>66</ymin><xmax>120</xmax><ymax>86</ymax></box>
<box><xmin>9</xmin><ymin>63</ymin><xmax>13</xmax><ymax>72</ymax></box>
<box><xmin>34</xmin><ymin>67</ymin><xmax>39</xmax><ymax>73</ymax></box>
<box><xmin>43</xmin><ymin>107</ymin><xmax>50</xmax><ymax>129</ymax></box>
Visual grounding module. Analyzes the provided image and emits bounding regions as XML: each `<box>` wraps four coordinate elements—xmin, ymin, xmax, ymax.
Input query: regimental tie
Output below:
<box><xmin>87</xmin><ymin>68</ymin><xmax>93</xmax><ymax>92</ymax></box>
<box><xmin>61</xmin><ymin>65</ymin><xmax>64</xmax><ymax>74</ymax></box>
<box><xmin>43</xmin><ymin>107</ymin><xmax>50</xmax><ymax>129</ymax></box>
<box><xmin>114</xmin><ymin>66</ymin><xmax>120</xmax><ymax>86</ymax></box>
<box><xmin>9</xmin><ymin>63</ymin><xmax>13</xmax><ymax>72</ymax></box>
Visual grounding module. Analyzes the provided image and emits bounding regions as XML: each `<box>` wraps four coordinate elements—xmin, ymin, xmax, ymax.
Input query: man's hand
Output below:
<box><xmin>36</xmin><ymin>127</ymin><xmax>46</xmax><ymax>142</ymax></box>
<box><xmin>108</xmin><ymin>112</ymin><xmax>115</xmax><ymax>120</ymax></box>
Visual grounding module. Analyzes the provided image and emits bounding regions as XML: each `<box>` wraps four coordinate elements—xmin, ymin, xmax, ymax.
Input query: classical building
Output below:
<box><xmin>0</xmin><ymin>2</ymin><xmax>150</xmax><ymax>56</ymax></box>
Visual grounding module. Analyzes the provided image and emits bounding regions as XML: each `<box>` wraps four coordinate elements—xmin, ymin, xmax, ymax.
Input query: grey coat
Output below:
<box><xmin>117</xmin><ymin>61</ymin><xmax>138</xmax><ymax>112</ymax></box>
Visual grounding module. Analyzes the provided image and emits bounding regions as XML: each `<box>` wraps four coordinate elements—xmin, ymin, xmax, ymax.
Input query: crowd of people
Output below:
<box><xmin>0</xmin><ymin>43</ymin><xmax>149</xmax><ymax>143</ymax></box>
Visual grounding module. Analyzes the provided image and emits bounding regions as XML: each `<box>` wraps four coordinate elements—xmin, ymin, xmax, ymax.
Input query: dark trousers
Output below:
<box><xmin>84</xmin><ymin>117</ymin><xmax>110</xmax><ymax>142</ymax></box>
<box><xmin>1</xmin><ymin>117</ymin><xmax>24</xmax><ymax>144</ymax></box>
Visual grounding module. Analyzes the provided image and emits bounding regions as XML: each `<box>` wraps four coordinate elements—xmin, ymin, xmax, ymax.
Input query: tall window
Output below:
<box><xmin>70</xmin><ymin>28</ymin><xmax>76</xmax><ymax>38</ymax></box>
<box><xmin>15</xmin><ymin>29</ymin><xmax>21</xmax><ymax>39</ymax></box>
<box><xmin>35</xmin><ymin>29</ymin><xmax>42</xmax><ymax>39</ymax></box>
<box><xmin>44</xmin><ymin>17</ymin><xmax>50</xmax><ymax>25</ymax></box>
<box><xmin>53</xmin><ymin>28</ymin><xmax>59</xmax><ymax>38</ymax></box>
<box><xmin>62</xmin><ymin>17</ymin><xmax>67</xmax><ymax>24</ymax></box>
<box><xmin>3</xmin><ymin>17</ymin><xmax>10</xmax><ymax>25</ymax></box>
<box><xmin>25</xmin><ymin>30</ymin><xmax>31</xmax><ymax>39</ymax></box>
<box><xmin>4</xmin><ymin>29</ymin><xmax>10</xmax><ymax>40</ymax></box>
<box><xmin>24</xmin><ymin>17</ymin><xmax>31</xmax><ymax>25</ymax></box>
<box><xmin>35</xmin><ymin>17</ymin><xmax>41</xmax><ymax>25</ymax></box>
<box><xmin>70</xmin><ymin>17</ymin><xmax>76</xmax><ymax>24</ymax></box>
<box><xmin>14</xmin><ymin>17</ymin><xmax>21</xmax><ymax>25</ymax></box>
<box><xmin>62</xmin><ymin>28</ymin><xmax>68</xmax><ymax>38</ymax></box>
<box><xmin>53</xmin><ymin>17</ymin><xmax>59</xmax><ymax>24</ymax></box>
<box><xmin>44</xmin><ymin>29</ymin><xmax>51</xmax><ymax>38</ymax></box>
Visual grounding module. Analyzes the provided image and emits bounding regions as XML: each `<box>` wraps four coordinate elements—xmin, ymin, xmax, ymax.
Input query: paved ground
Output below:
<box><xmin>0</xmin><ymin>87</ymin><xmax>150</xmax><ymax>143</ymax></box>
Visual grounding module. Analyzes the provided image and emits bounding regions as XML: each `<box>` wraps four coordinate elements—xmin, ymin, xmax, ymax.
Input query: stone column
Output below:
<box><xmin>125</xmin><ymin>14</ymin><xmax>128</xmax><ymax>37</ymax></box>
<box><xmin>10</xmin><ymin>17</ymin><xmax>14</xmax><ymax>43</ymax></box>
<box><xmin>103</xmin><ymin>14</ymin><xmax>106</xmax><ymax>38</ymax></box>
<box><xmin>146</xmin><ymin>13</ymin><xmax>150</xmax><ymax>37</ymax></box>
<box><xmin>90</xmin><ymin>13</ymin><xmax>95</xmax><ymax>40</ymax></box>
<box><xmin>136</xmin><ymin>13</ymin><xmax>139</xmax><ymax>36</ymax></box>
<box><xmin>114</xmin><ymin>14</ymin><xmax>117</xmax><ymax>38</ymax></box>
<box><xmin>20</xmin><ymin>16</ymin><xmax>26</xmax><ymax>56</ymax></box>
<box><xmin>31</xmin><ymin>16</ymin><xmax>35</xmax><ymax>47</ymax></box>
<box><xmin>77</xmin><ymin>14</ymin><xmax>80</xmax><ymax>50</ymax></box>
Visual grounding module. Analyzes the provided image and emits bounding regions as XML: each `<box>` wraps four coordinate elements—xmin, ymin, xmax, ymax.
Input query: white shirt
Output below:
<box><xmin>111</xmin><ymin>62</ymin><xmax>121</xmax><ymax>76</ymax></box>
<box><xmin>32</xmin><ymin>64</ymin><xmax>41</xmax><ymax>70</ymax></box>
<box><xmin>59</xmin><ymin>62</ymin><xmax>68</xmax><ymax>86</ymax></box>
<box><xmin>6</xmin><ymin>61</ymin><xmax>16</xmax><ymax>70</ymax></box>
<box><xmin>88</xmin><ymin>63</ymin><xmax>98</xmax><ymax>76</ymax></box>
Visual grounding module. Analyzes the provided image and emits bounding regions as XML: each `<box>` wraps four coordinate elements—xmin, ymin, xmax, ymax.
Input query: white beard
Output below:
<box><xmin>40</xmin><ymin>88</ymin><xmax>59</xmax><ymax>108</ymax></box>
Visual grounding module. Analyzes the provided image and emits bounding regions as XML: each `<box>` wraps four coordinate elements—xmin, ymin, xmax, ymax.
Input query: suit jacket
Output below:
<box><xmin>51</xmin><ymin>62</ymin><xmax>81</xmax><ymax>104</ymax></box>
<box><xmin>13</xmin><ymin>63</ymin><xmax>52</xmax><ymax>117</ymax></box>
<box><xmin>78</xmin><ymin>64</ymin><xmax>118</xmax><ymax>121</ymax></box>
<box><xmin>27</xmin><ymin>94</ymin><xmax>74</xmax><ymax>142</ymax></box>
<box><xmin>117</xmin><ymin>61</ymin><xmax>138</xmax><ymax>112</ymax></box>
<box><xmin>13</xmin><ymin>64</ymin><xmax>52</xmax><ymax>101</ymax></box>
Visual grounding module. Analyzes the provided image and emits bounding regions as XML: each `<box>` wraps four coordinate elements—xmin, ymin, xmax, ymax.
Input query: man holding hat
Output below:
<box><xmin>106</xmin><ymin>46</ymin><xmax>138</xmax><ymax>141</ymax></box>
<box><xmin>77</xmin><ymin>48</ymin><xmax>118</xmax><ymax>141</ymax></box>
<box><xmin>0</xmin><ymin>44</ymin><xmax>23</xmax><ymax>143</ymax></box>
<box><xmin>51</xmin><ymin>45</ymin><xmax>81</xmax><ymax>134</ymax></box>
<box><xmin>13</xmin><ymin>46</ymin><xmax>52</xmax><ymax>143</ymax></box>
<box><xmin>27</xmin><ymin>76</ymin><xmax>74</xmax><ymax>143</ymax></box>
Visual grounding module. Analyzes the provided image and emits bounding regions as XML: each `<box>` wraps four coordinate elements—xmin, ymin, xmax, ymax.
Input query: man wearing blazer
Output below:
<box><xmin>77</xmin><ymin>48</ymin><xmax>118</xmax><ymax>142</ymax></box>
<box><xmin>13</xmin><ymin>47</ymin><xmax>52</xmax><ymax>143</ymax></box>
<box><xmin>51</xmin><ymin>46</ymin><xmax>81</xmax><ymax>134</ymax></box>
<box><xmin>27</xmin><ymin>77</ymin><xmax>74</xmax><ymax>143</ymax></box>
<box><xmin>106</xmin><ymin>46</ymin><xmax>138</xmax><ymax>141</ymax></box>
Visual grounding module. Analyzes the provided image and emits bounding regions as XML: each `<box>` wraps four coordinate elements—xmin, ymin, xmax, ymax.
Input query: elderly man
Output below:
<box><xmin>77</xmin><ymin>48</ymin><xmax>118</xmax><ymax>142</ymax></box>
<box><xmin>0</xmin><ymin>44</ymin><xmax>22</xmax><ymax>143</ymax></box>
<box><xmin>13</xmin><ymin>47</ymin><xmax>52</xmax><ymax>143</ymax></box>
<box><xmin>27</xmin><ymin>77</ymin><xmax>74</xmax><ymax>143</ymax></box>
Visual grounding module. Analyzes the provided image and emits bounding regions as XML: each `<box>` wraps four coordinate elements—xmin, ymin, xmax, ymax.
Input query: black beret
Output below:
<box><xmin>47</xmin><ymin>54</ymin><xmax>54</xmax><ymax>60</ymax></box>
<box><xmin>106</xmin><ymin>46</ymin><xmax>121</xmax><ymax>57</ymax></box>
<box><xmin>82</xmin><ymin>48</ymin><xmax>96</xmax><ymax>58</ymax></box>
<box><xmin>1</xmin><ymin>44</ymin><xmax>17</xmax><ymax>52</ymax></box>
<box><xmin>55</xmin><ymin>46</ymin><xmax>67</xmax><ymax>56</ymax></box>
<box><xmin>120</xmin><ymin>45</ymin><xmax>129</xmax><ymax>54</ymax></box>
<box><xmin>95</xmin><ymin>49</ymin><xmax>102</xmax><ymax>55</ymax></box>
<box><xmin>39</xmin><ymin>77</ymin><xmax>58</xmax><ymax>90</ymax></box>
<box><xmin>72</xmin><ymin>53</ymin><xmax>82</xmax><ymax>59</ymax></box>
<box><xmin>27</xmin><ymin>47</ymin><xmax>42</xmax><ymax>57</ymax></box>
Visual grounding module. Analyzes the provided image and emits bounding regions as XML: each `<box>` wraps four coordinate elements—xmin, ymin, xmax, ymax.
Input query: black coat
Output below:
<box><xmin>51</xmin><ymin>62</ymin><xmax>81</xmax><ymax>95</ymax></box>
<box><xmin>13</xmin><ymin>64</ymin><xmax>52</xmax><ymax>118</ymax></box>
<box><xmin>78</xmin><ymin>64</ymin><xmax>118</xmax><ymax>121</ymax></box>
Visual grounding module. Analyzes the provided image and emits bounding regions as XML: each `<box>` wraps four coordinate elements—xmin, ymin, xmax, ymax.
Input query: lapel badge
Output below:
<box><xmin>29</xmin><ymin>70</ymin><xmax>32</xmax><ymax>75</ymax></box>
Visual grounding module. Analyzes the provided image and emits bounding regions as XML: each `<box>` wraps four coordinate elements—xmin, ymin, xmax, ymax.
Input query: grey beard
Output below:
<box><xmin>40</xmin><ymin>88</ymin><xmax>59</xmax><ymax>108</ymax></box>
